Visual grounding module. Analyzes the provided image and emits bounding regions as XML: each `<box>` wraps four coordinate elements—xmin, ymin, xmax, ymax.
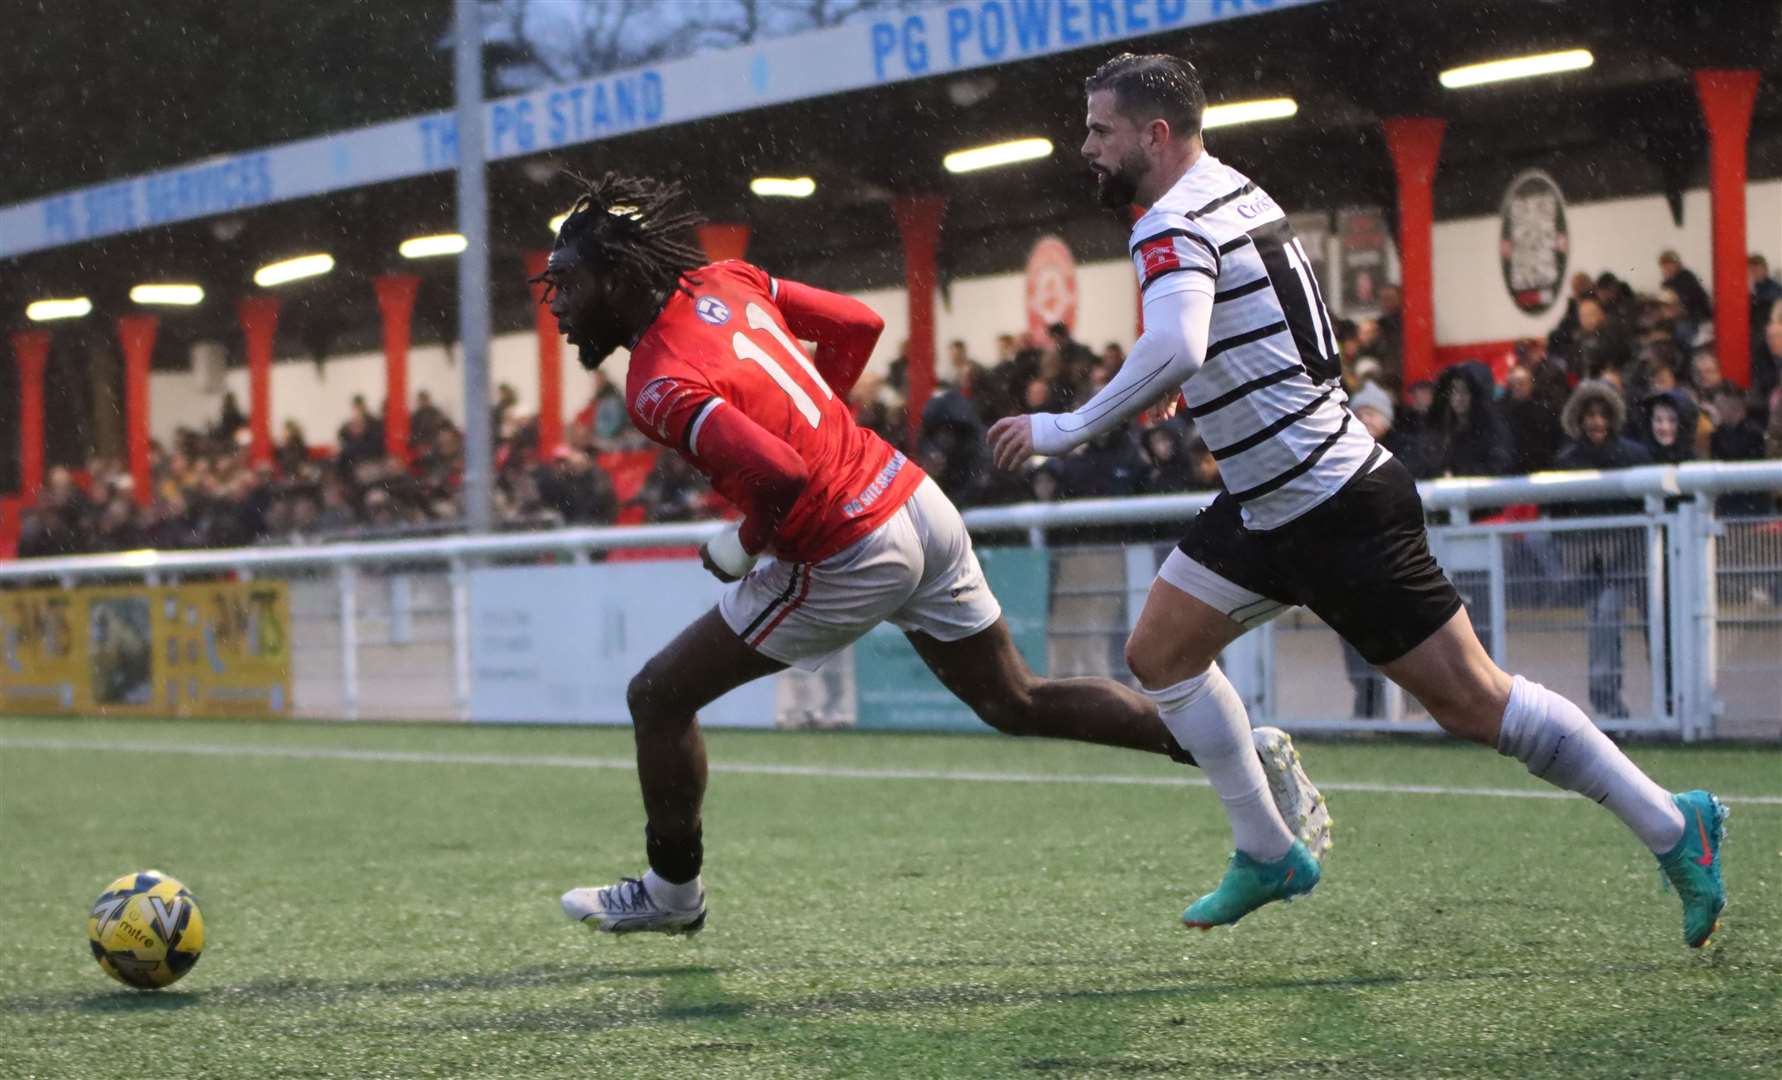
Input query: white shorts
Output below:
<box><xmin>719</xmin><ymin>476</ymin><xmax>1002</xmax><ymax>671</ymax></box>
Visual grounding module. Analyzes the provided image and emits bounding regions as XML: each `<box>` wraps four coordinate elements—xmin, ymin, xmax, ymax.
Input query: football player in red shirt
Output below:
<box><xmin>533</xmin><ymin>172</ymin><xmax>1329</xmax><ymax>934</ymax></box>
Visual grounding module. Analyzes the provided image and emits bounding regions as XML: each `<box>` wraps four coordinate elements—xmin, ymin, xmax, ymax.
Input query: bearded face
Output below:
<box><xmin>1092</xmin><ymin>143</ymin><xmax>1150</xmax><ymax>209</ymax></box>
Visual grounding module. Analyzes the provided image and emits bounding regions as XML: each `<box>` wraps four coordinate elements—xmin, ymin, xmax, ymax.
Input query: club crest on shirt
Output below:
<box><xmin>695</xmin><ymin>296</ymin><xmax>732</xmax><ymax>325</ymax></box>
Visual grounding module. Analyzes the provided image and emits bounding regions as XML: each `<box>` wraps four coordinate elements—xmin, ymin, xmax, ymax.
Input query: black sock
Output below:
<box><xmin>645</xmin><ymin>824</ymin><xmax>702</xmax><ymax>884</ymax></box>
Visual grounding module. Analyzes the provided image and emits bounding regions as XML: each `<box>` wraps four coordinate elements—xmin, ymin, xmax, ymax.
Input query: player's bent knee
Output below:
<box><xmin>626</xmin><ymin>667</ymin><xmax>682</xmax><ymax>731</ymax></box>
<box><xmin>1124</xmin><ymin>635</ymin><xmax>1207</xmax><ymax>692</ymax></box>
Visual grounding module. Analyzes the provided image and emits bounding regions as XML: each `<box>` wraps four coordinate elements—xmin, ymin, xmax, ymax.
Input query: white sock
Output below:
<box><xmin>642</xmin><ymin>869</ymin><xmax>703</xmax><ymax>910</ymax></box>
<box><xmin>1496</xmin><ymin>675</ymin><xmax>1685</xmax><ymax>853</ymax></box>
<box><xmin>1146</xmin><ymin>664</ymin><xmax>1296</xmax><ymax>862</ymax></box>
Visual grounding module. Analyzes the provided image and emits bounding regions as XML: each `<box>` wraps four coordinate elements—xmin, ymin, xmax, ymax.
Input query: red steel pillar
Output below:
<box><xmin>11</xmin><ymin>330</ymin><xmax>50</xmax><ymax>500</ymax></box>
<box><xmin>523</xmin><ymin>250</ymin><xmax>565</xmax><ymax>460</ymax></box>
<box><xmin>375</xmin><ymin>275</ymin><xmax>421</xmax><ymax>463</ymax></box>
<box><xmin>894</xmin><ymin>194</ymin><xmax>946</xmax><ymax>443</ymax></box>
<box><xmin>238</xmin><ymin>297</ymin><xmax>280</xmax><ymax>469</ymax></box>
<box><xmin>117</xmin><ymin>315</ymin><xmax>158</xmax><ymax>506</ymax></box>
<box><xmin>1696</xmin><ymin>69</ymin><xmax>1761</xmax><ymax>388</ymax></box>
<box><xmin>1383</xmin><ymin>117</ymin><xmax>1445</xmax><ymax>388</ymax></box>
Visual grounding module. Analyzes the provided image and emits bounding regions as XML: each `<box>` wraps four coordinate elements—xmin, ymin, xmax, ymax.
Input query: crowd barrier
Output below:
<box><xmin>2</xmin><ymin>462</ymin><xmax>1778</xmax><ymax>740</ymax></box>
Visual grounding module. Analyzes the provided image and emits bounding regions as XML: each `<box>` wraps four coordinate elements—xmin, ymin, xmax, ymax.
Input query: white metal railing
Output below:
<box><xmin>3</xmin><ymin>462</ymin><xmax>1778</xmax><ymax>738</ymax></box>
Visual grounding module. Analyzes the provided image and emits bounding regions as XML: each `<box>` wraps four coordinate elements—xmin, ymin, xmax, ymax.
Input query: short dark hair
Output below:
<box><xmin>1084</xmin><ymin>53</ymin><xmax>1205</xmax><ymax>138</ymax></box>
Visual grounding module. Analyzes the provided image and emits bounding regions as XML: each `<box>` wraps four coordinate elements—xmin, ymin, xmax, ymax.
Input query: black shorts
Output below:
<box><xmin>1166</xmin><ymin>455</ymin><xmax>1463</xmax><ymax>665</ymax></box>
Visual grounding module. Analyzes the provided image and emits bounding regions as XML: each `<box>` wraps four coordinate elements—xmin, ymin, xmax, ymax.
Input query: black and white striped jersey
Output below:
<box><xmin>1132</xmin><ymin>153</ymin><xmax>1384</xmax><ymax>529</ymax></box>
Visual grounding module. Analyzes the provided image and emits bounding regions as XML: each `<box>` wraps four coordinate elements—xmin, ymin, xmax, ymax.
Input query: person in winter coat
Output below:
<box><xmin>1415</xmin><ymin>361</ymin><xmax>1515</xmax><ymax>479</ymax></box>
<box><xmin>1554</xmin><ymin>380</ymin><xmax>1653</xmax><ymax>718</ymax></box>
<box><xmin>1637</xmin><ymin>388</ymin><xmax>1699</xmax><ymax>465</ymax></box>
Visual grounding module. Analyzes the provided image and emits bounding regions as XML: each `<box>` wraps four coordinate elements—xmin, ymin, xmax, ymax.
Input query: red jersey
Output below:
<box><xmin>625</xmin><ymin>261</ymin><xmax>924</xmax><ymax>564</ymax></box>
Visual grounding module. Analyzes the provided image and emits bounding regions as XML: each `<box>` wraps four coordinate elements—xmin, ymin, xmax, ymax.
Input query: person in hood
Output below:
<box><xmin>1139</xmin><ymin>418</ymin><xmax>1200</xmax><ymax>493</ymax></box>
<box><xmin>1554</xmin><ymin>380</ymin><xmax>1652</xmax><ymax>719</ymax></box>
<box><xmin>1637</xmin><ymin>389</ymin><xmax>1699</xmax><ymax>465</ymax></box>
<box><xmin>1415</xmin><ymin>361</ymin><xmax>1515</xmax><ymax>479</ymax></box>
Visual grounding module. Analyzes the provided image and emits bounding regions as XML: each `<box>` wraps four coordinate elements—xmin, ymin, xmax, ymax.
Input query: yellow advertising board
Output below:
<box><xmin>0</xmin><ymin>581</ymin><xmax>290</xmax><ymax>718</ymax></box>
<box><xmin>158</xmin><ymin>582</ymin><xmax>291</xmax><ymax>717</ymax></box>
<box><xmin>0</xmin><ymin>588</ymin><xmax>82</xmax><ymax>715</ymax></box>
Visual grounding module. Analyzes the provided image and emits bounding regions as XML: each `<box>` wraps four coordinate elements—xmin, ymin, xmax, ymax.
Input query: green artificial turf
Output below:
<box><xmin>2</xmin><ymin>716</ymin><xmax>1777</xmax><ymax>1079</ymax></box>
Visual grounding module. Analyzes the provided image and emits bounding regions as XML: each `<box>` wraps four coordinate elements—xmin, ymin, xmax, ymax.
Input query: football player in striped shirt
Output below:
<box><xmin>990</xmin><ymin>53</ymin><xmax>1726</xmax><ymax>946</ymax></box>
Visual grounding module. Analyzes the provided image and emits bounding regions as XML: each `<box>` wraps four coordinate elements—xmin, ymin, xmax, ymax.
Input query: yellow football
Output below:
<box><xmin>86</xmin><ymin>870</ymin><xmax>205</xmax><ymax>990</ymax></box>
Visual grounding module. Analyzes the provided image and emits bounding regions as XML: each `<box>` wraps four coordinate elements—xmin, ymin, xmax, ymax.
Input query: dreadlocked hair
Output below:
<box><xmin>541</xmin><ymin>171</ymin><xmax>707</xmax><ymax>300</ymax></box>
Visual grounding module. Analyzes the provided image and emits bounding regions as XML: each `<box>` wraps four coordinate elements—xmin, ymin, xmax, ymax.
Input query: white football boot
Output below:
<box><xmin>560</xmin><ymin>873</ymin><xmax>707</xmax><ymax>935</ymax></box>
<box><xmin>1252</xmin><ymin>726</ymin><xmax>1333</xmax><ymax>863</ymax></box>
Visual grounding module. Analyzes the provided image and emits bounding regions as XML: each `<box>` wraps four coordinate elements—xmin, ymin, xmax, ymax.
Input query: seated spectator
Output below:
<box><xmin>1571</xmin><ymin>296</ymin><xmax>1633</xmax><ymax>379</ymax></box>
<box><xmin>1412</xmin><ymin>361</ymin><xmax>1514</xmax><ymax>479</ymax></box>
<box><xmin>1750</xmin><ymin>254</ymin><xmax>1782</xmax><ymax>398</ymax></box>
<box><xmin>1140</xmin><ymin>420</ymin><xmax>1199</xmax><ymax>493</ymax></box>
<box><xmin>214</xmin><ymin>391</ymin><xmax>249</xmax><ymax>444</ymax></box>
<box><xmin>1692</xmin><ymin>351</ymin><xmax>1726</xmax><ymax>402</ymax></box>
<box><xmin>1708</xmin><ymin>386</ymin><xmax>1770</xmax><ymax>515</ymax></box>
<box><xmin>917</xmin><ymin>389</ymin><xmax>993</xmax><ymax>507</ymax></box>
<box><xmin>1637</xmin><ymin>389</ymin><xmax>1698</xmax><ymax>465</ymax></box>
<box><xmin>632</xmin><ymin>450</ymin><xmax>709</xmax><ymax>523</ymax></box>
<box><xmin>1058</xmin><ymin>427</ymin><xmax>1147</xmax><ymax>500</ymax></box>
<box><xmin>275</xmin><ymin>420</ymin><xmax>310</xmax><ymax>476</ymax></box>
<box><xmin>537</xmin><ymin>447</ymin><xmax>617</xmax><ymax>525</ymax></box>
<box><xmin>1658</xmin><ymin>250</ymin><xmax>1713</xmax><ymax>326</ymax></box>
<box><xmin>1348</xmin><ymin>381</ymin><xmax>1395</xmax><ymax>442</ymax></box>
<box><xmin>408</xmin><ymin>389</ymin><xmax>449</xmax><ymax>449</ymax></box>
<box><xmin>1499</xmin><ymin>365</ymin><xmax>1562</xmax><ymax>474</ymax></box>
<box><xmin>941</xmin><ymin>339</ymin><xmax>986</xmax><ymax>397</ymax></box>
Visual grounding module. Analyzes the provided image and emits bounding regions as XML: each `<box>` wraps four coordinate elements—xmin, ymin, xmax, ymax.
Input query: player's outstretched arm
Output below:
<box><xmin>773</xmin><ymin>277</ymin><xmax>885</xmax><ymax>399</ymax></box>
<box><xmin>690</xmin><ymin>402</ymin><xmax>811</xmax><ymax>580</ymax></box>
<box><xmin>988</xmin><ymin>284</ymin><xmax>1213</xmax><ymax>471</ymax></box>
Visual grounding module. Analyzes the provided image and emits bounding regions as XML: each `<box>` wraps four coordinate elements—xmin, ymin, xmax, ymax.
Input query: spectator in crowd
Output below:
<box><xmin>215</xmin><ymin>392</ymin><xmax>249</xmax><ymax>444</ymax></box>
<box><xmin>942</xmin><ymin>339</ymin><xmax>986</xmax><ymax>397</ymax></box>
<box><xmin>1374</xmin><ymin>282</ymin><xmax>1404</xmax><ymax>374</ymax></box>
<box><xmin>1547</xmin><ymin>271</ymin><xmax>1598</xmax><ymax>359</ymax></box>
<box><xmin>1139</xmin><ymin>419</ymin><xmax>1199</xmax><ymax>493</ymax></box>
<box><xmin>631</xmin><ymin>450</ymin><xmax>711</xmax><ymax>523</ymax></box>
<box><xmin>1554</xmin><ymin>380</ymin><xmax>1651</xmax><ymax>718</ymax></box>
<box><xmin>1766</xmin><ymin>383</ymin><xmax>1782</xmax><ymax>460</ymax></box>
<box><xmin>1413</xmin><ymin>361</ymin><xmax>1515</xmax><ymax>479</ymax></box>
<box><xmin>1348</xmin><ymin>381</ymin><xmax>1394</xmax><ymax>443</ymax></box>
<box><xmin>408</xmin><ymin>389</ymin><xmax>449</xmax><ymax>449</ymax></box>
<box><xmin>1637</xmin><ymin>389</ymin><xmax>1698</xmax><ymax>465</ymax></box>
<box><xmin>1708</xmin><ymin>386</ymin><xmax>1771</xmax><ymax>516</ymax></box>
<box><xmin>1750</xmin><ymin>255</ymin><xmax>1782</xmax><ymax>398</ymax></box>
<box><xmin>1658</xmin><ymin>250</ymin><xmax>1713</xmax><ymax>327</ymax></box>
<box><xmin>1594</xmin><ymin>271</ymin><xmax>1638</xmax><ymax>328</ymax></box>
<box><xmin>275</xmin><ymin>420</ymin><xmax>310</xmax><ymax>476</ymax></box>
<box><xmin>1058</xmin><ymin>426</ymin><xmax>1148</xmax><ymax>500</ymax></box>
<box><xmin>1571</xmin><ymin>296</ymin><xmax>1634</xmax><ymax>379</ymax></box>
<box><xmin>584</xmin><ymin>371</ymin><xmax>631</xmax><ymax>448</ymax></box>
<box><xmin>994</xmin><ymin>333</ymin><xmax>1020</xmax><ymax>367</ymax></box>
<box><xmin>1691</xmin><ymin>351</ymin><xmax>1726</xmax><ymax>404</ymax></box>
<box><xmin>1047</xmin><ymin>321</ymin><xmax>1097</xmax><ymax>405</ymax></box>
<box><xmin>916</xmin><ymin>388</ymin><xmax>995</xmax><ymax>508</ymax></box>
<box><xmin>537</xmin><ymin>447</ymin><xmax>618</xmax><ymax>525</ymax></box>
<box><xmin>1498</xmin><ymin>364</ymin><xmax>1562</xmax><ymax>474</ymax></box>
<box><xmin>336</xmin><ymin>396</ymin><xmax>384</xmax><ymax>476</ymax></box>
<box><xmin>491</xmin><ymin>382</ymin><xmax>520</xmax><ymax>437</ymax></box>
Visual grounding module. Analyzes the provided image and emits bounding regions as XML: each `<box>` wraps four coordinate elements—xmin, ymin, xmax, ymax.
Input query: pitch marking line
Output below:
<box><xmin>2</xmin><ymin>735</ymin><xmax>1780</xmax><ymax>806</ymax></box>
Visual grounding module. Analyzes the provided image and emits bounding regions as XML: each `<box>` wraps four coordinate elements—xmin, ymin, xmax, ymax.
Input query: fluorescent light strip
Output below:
<box><xmin>1440</xmin><ymin>49</ymin><xmax>1593</xmax><ymax>89</ymax></box>
<box><xmin>130</xmin><ymin>283</ymin><xmax>204</xmax><ymax>306</ymax></box>
<box><xmin>944</xmin><ymin>137</ymin><xmax>1053</xmax><ymax>174</ymax></box>
<box><xmin>750</xmin><ymin>176</ymin><xmax>816</xmax><ymax>198</ymax></box>
<box><xmin>26</xmin><ymin>297</ymin><xmax>92</xmax><ymax>321</ymax></box>
<box><xmin>254</xmin><ymin>253</ymin><xmax>335</xmax><ymax>287</ymax></box>
<box><xmin>1203</xmin><ymin>97</ymin><xmax>1298</xmax><ymax>129</ymax></box>
<box><xmin>399</xmin><ymin>233</ymin><xmax>468</xmax><ymax>259</ymax></box>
